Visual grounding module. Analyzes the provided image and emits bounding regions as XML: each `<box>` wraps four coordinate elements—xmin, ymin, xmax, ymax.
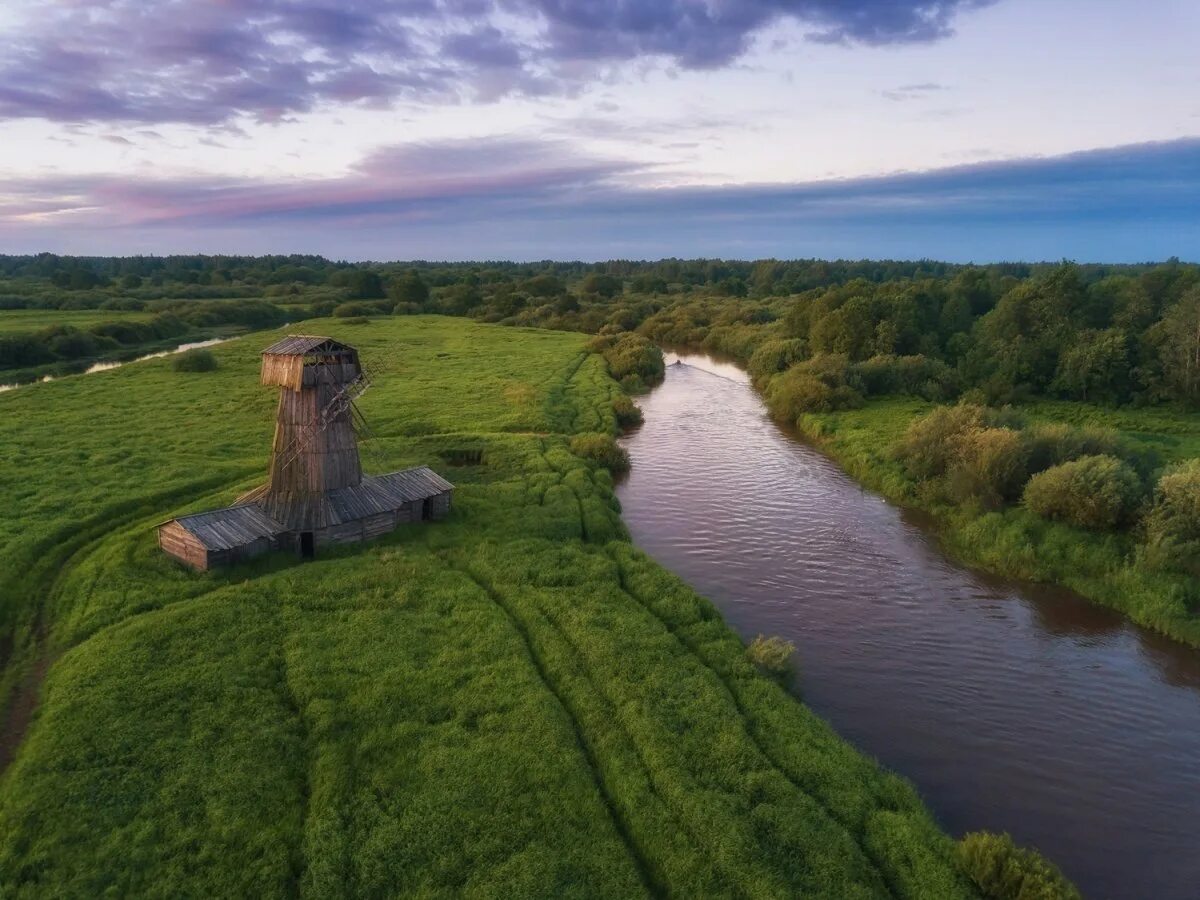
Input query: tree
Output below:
<box><xmin>810</xmin><ymin>296</ymin><xmax>875</xmax><ymax>360</ymax></box>
<box><xmin>436</xmin><ymin>283</ymin><xmax>480</xmax><ymax>316</ymax></box>
<box><xmin>521</xmin><ymin>274</ymin><xmax>564</xmax><ymax>298</ymax></box>
<box><xmin>1156</xmin><ymin>286</ymin><xmax>1200</xmax><ymax>405</ymax></box>
<box><xmin>1052</xmin><ymin>328</ymin><xmax>1130</xmax><ymax>402</ymax></box>
<box><xmin>345</xmin><ymin>270</ymin><xmax>385</xmax><ymax>300</ymax></box>
<box><xmin>387</xmin><ymin>271</ymin><xmax>429</xmax><ymax>306</ymax></box>
<box><xmin>581</xmin><ymin>273</ymin><xmax>622</xmax><ymax>298</ymax></box>
<box><xmin>749</xmin><ymin>259</ymin><xmax>781</xmax><ymax>298</ymax></box>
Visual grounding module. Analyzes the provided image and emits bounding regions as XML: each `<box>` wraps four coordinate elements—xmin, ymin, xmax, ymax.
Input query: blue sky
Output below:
<box><xmin>0</xmin><ymin>0</ymin><xmax>1197</xmax><ymax>261</ymax></box>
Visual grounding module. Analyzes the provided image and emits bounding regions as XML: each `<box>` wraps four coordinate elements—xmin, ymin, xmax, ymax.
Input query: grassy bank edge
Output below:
<box><xmin>789</xmin><ymin>401</ymin><xmax>1200</xmax><ymax>649</ymax></box>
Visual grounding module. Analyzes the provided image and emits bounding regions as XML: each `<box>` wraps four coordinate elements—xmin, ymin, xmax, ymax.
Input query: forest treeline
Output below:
<box><xmin>3</xmin><ymin>252</ymin><xmax>1197</xmax><ymax>407</ymax></box>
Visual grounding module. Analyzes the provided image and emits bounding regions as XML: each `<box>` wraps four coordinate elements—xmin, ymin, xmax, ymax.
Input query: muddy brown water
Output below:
<box><xmin>616</xmin><ymin>352</ymin><xmax>1200</xmax><ymax>900</ymax></box>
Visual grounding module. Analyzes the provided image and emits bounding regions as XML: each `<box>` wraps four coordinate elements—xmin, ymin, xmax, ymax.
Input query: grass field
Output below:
<box><xmin>0</xmin><ymin>317</ymin><xmax>974</xmax><ymax>897</ymax></box>
<box><xmin>795</xmin><ymin>398</ymin><xmax>1200</xmax><ymax>647</ymax></box>
<box><xmin>0</xmin><ymin>308</ymin><xmax>155</xmax><ymax>336</ymax></box>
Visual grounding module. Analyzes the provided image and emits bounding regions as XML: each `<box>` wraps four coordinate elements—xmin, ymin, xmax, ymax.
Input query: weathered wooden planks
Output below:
<box><xmin>158</xmin><ymin>335</ymin><xmax>453</xmax><ymax>571</ymax></box>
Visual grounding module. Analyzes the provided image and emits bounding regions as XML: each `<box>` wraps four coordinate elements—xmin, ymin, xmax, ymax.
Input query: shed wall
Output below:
<box><xmin>158</xmin><ymin>521</ymin><xmax>209</xmax><ymax>571</ymax></box>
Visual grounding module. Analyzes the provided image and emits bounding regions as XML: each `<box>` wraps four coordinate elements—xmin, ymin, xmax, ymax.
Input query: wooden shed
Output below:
<box><xmin>157</xmin><ymin>335</ymin><xmax>453</xmax><ymax>571</ymax></box>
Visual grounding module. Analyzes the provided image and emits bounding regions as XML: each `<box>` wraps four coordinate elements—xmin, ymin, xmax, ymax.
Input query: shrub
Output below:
<box><xmin>746</xmin><ymin>635</ymin><xmax>795</xmax><ymax>682</ymax></box>
<box><xmin>333</xmin><ymin>301</ymin><xmax>377</xmax><ymax>318</ymax></box>
<box><xmin>852</xmin><ymin>354</ymin><xmax>958</xmax><ymax>400</ymax></box>
<box><xmin>746</xmin><ymin>338</ymin><xmax>808</xmax><ymax>386</ymax></box>
<box><xmin>957</xmin><ymin>832</ymin><xmax>1081</xmax><ymax>900</ymax></box>
<box><xmin>569</xmin><ymin>433</ymin><xmax>630</xmax><ymax>473</ymax></box>
<box><xmin>48</xmin><ymin>328</ymin><xmax>104</xmax><ymax>360</ymax></box>
<box><xmin>893</xmin><ymin>404</ymin><xmax>989</xmax><ymax>480</ymax></box>
<box><xmin>763</xmin><ymin>355</ymin><xmax>863</xmax><ymax>420</ymax></box>
<box><xmin>588</xmin><ymin>333</ymin><xmax>664</xmax><ymax>391</ymax></box>
<box><xmin>172</xmin><ymin>349</ymin><xmax>218</xmax><ymax>372</ymax></box>
<box><xmin>612</xmin><ymin>395</ymin><xmax>643</xmax><ymax>430</ymax></box>
<box><xmin>0</xmin><ymin>335</ymin><xmax>55</xmax><ymax>369</ymax></box>
<box><xmin>1142</xmin><ymin>459</ymin><xmax>1200</xmax><ymax>575</ymax></box>
<box><xmin>1023</xmin><ymin>455</ymin><xmax>1142</xmax><ymax>530</ymax></box>
<box><xmin>947</xmin><ymin>427</ymin><xmax>1030</xmax><ymax>507</ymax></box>
<box><xmin>1023</xmin><ymin>423</ymin><xmax>1124</xmax><ymax>474</ymax></box>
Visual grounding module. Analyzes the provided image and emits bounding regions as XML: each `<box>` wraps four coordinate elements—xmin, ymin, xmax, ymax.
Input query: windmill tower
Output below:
<box><xmin>261</xmin><ymin>336</ymin><xmax>367</xmax><ymax>494</ymax></box>
<box><xmin>157</xmin><ymin>335</ymin><xmax>453</xmax><ymax>570</ymax></box>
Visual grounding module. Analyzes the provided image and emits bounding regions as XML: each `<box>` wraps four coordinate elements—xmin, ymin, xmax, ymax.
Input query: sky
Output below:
<box><xmin>0</xmin><ymin>0</ymin><xmax>1197</xmax><ymax>262</ymax></box>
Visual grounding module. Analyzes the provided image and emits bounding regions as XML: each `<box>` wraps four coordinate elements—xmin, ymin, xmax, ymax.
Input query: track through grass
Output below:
<box><xmin>0</xmin><ymin>316</ymin><xmax>973</xmax><ymax>897</ymax></box>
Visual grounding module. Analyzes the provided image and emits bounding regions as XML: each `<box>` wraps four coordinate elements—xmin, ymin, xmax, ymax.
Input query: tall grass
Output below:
<box><xmin>0</xmin><ymin>316</ymin><xmax>976</xmax><ymax>896</ymax></box>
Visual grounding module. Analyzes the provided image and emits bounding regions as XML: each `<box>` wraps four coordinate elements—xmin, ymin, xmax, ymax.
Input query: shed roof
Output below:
<box><xmin>261</xmin><ymin>335</ymin><xmax>354</xmax><ymax>357</ymax></box>
<box><xmin>166</xmin><ymin>465</ymin><xmax>453</xmax><ymax>545</ymax></box>
<box><xmin>171</xmin><ymin>504</ymin><xmax>287</xmax><ymax>551</ymax></box>
<box><xmin>244</xmin><ymin>465</ymin><xmax>454</xmax><ymax>531</ymax></box>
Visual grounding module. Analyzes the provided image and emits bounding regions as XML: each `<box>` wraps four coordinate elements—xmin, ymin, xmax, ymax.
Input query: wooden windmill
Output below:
<box><xmin>157</xmin><ymin>335</ymin><xmax>453</xmax><ymax>570</ymax></box>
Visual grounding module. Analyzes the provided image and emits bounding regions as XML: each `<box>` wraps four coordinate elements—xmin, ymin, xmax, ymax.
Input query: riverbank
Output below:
<box><xmin>657</xmin><ymin>335</ymin><xmax>1200</xmax><ymax>649</ymax></box>
<box><xmin>0</xmin><ymin>317</ymin><xmax>980</xmax><ymax>897</ymax></box>
<box><xmin>790</xmin><ymin>398</ymin><xmax>1200</xmax><ymax>649</ymax></box>
<box><xmin>617</xmin><ymin>353</ymin><xmax>1200</xmax><ymax>900</ymax></box>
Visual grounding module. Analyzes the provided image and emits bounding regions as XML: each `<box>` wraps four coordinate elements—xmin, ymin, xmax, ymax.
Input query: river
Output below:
<box><xmin>615</xmin><ymin>351</ymin><xmax>1200</xmax><ymax>900</ymax></box>
<box><xmin>0</xmin><ymin>337</ymin><xmax>233</xmax><ymax>393</ymax></box>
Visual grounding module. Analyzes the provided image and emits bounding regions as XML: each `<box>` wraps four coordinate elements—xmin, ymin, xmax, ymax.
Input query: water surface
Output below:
<box><xmin>616</xmin><ymin>352</ymin><xmax>1200</xmax><ymax>900</ymax></box>
<box><xmin>0</xmin><ymin>337</ymin><xmax>232</xmax><ymax>392</ymax></box>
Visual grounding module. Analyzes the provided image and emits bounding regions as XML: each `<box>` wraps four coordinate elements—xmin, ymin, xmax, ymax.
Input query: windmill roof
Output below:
<box><xmin>261</xmin><ymin>335</ymin><xmax>354</xmax><ymax>357</ymax></box>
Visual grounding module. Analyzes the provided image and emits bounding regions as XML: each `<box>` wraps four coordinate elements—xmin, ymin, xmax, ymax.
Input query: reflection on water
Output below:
<box><xmin>0</xmin><ymin>337</ymin><xmax>231</xmax><ymax>392</ymax></box>
<box><xmin>617</xmin><ymin>352</ymin><xmax>1200</xmax><ymax>900</ymax></box>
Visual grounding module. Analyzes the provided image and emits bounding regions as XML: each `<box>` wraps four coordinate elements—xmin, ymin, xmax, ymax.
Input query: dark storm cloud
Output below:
<box><xmin>0</xmin><ymin>0</ymin><xmax>993</xmax><ymax>125</ymax></box>
<box><xmin>3</xmin><ymin>137</ymin><xmax>1196</xmax><ymax>263</ymax></box>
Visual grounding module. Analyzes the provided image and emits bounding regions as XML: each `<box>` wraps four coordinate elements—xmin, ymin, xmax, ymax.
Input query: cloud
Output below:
<box><xmin>880</xmin><ymin>82</ymin><xmax>949</xmax><ymax>101</ymax></box>
<box><xmin>0</xmin><ymin>0</ymin><xmax>995</xmax><ymax>125</ymax></box>
<box><xmin>0</xmin><ymin>136</ymin><xmax>644</xmax><ymax>226</ymax></box>
<box><xmin>4</xmin><ymin>136</ymin><xmax>1195</xmax><ymax>263</ymax></box>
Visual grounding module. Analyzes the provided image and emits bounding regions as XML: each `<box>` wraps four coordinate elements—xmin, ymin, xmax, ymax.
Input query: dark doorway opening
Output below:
<box><xmin>300</xmin><ymin>532</ymin><xmax>315</xmax><ymax>559</ymax></box>
<box><xmin>421</xmin><ymin>498</ymin><xmax>433</xmax><ymax>521</ymax></box>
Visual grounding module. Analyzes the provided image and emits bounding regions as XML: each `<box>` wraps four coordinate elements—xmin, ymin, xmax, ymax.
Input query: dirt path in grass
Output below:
<box><xmin>0</xmin><ymin>627</ymin><xmax>54</xmax><ymax>774</ymax></box>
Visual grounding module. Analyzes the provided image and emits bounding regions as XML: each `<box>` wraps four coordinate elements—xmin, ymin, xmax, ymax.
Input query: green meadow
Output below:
<box><xmin>0</xmin><ymin>317</ymin><xmax>977</xmax><ymax>897</ymax></box>
<box><xmin>0</xmin><ymin>308</ymin><xmax>155</xmax><ymax>336</ymax></box>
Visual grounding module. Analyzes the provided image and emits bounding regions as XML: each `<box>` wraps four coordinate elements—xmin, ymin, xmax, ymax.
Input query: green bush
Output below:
<box><xmin>893</xmin><ymin>403</ymin><xmax>989</xmax><ymax>480</ymax></box>
<box><xmin>764</xmin><ymin>354</ymin><xmax>864</xmax><ymax>420</ymax></box>
<box><xmin>172</xmin><ymin>349</ymin><xmax>218</xmax><ymax>372</ymax></box>
<box><xmin>957</xmin><ymin>832</ymin><xmax>1080</xmax><ymax>900</ymax></box>
<box><xmin>588</xmin><ymin>333</ymin><xmax>664</xmax><ymax>394</ymax></box>
<box><xmin>746</xmin><ymin>634</ymin><xmax>796</xmax><ymax>682</ymax></box>
<box><xmin>1142</xmin><ymin>459</ymin><xmax>1200</xmax><ymax>575</ymax></box>
<box><xmin>852</xmin><ymin>354</ymin><xmax>958</xmax><ymax>400</ymax></box>
<box><xmin>1022</xmin><ymin>422</ymin><xmax>1126</xmax><ymax>475</ymax></box>
<box><xmin>569</xmin><ymin>433</ymin><xmax>630</xmax><ymax>473</ymax></box>
<box><xmin>746</xmin><ymin>338</ymin><xmax>808</xmax><ymax>386</ymax></box>
<box><xmin>333</xmin><ymin>301</ymin><xmax>377</xmax><ymax>318</ymax></box>
<box><xmin>1023</xmin><ymin>455</ymin><xmax>1142</xmax><ymax>529</ymax></box>
<box><xmin>612</xmin><ymin>395</ymin><xmax>643</xmax><ymax>430</ymax></box>
<box><xmin>947</xmin><ymin>427</ymin><xmax>1030</xmax><ymax>507</ymax></box>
